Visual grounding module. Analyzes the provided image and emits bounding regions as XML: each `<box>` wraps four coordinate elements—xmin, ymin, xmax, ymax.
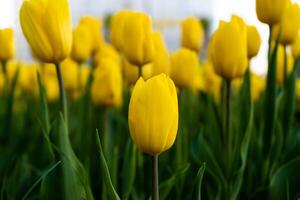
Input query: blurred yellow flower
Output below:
<box><xmin>123</xmin><ymin>59</ymin><xmax>153</xmax><ymax>85</ymax></box>
<box><xmin>71</xmin><ymin>24</ymin><xmax>92</xmax><ymax>63</ymax></box>
<box><xmin>276</xmin><ymin>44</ymin><xmax>293</xmax><ymax>85</ymax></box>
<box><xmin>251</xmin><ymin>73</ymin><xmax>265</xmax><ymax>102</ymax></box>
<box><xmin>110</xmin><ymin>10</ymin><xmax>133</xmax><ymax>51</ymax></box>
<box><xmin>60</xmin><ymin>58</ymin><xmax>79</xmax><ymax>92</ymax></box>
<box><xmin>6</xmin><ymin>61</ymin><xmax>19</xmax><ymax>85</ymax></box>
<box><xmin>151</xmin><ymin>32</ymin><xmax>170</xmax><ymax>76</ymax></box>
<box><xmin>93</xmin><ymin>44</ymin><xmax>120</xmax><ymax>67</ymax></box>
<box><xmin>0</xmin><ymin>28</ymin><xmax>15</xmax><ymax>61</ymax></box>
<box><xmin>79</xmin><ymin>16</ymin><xmax>104</xmax><ymax>53</ymax></box>
<box><xmin>272</xmin><ymin>2</ymin><xmax>300</xmax><ymax>45</ymax></box>
<box><xmin>209</xmin><ymin>15</ymin><xmax>248</xmax><ymax>80</ymax></box>
<box><xmin>181</xmin><ymin>17</ymin><xmax>204</xmax><ymax>52</ymax></box>
<box><xmin>122</xmin><ymin>12</ymin><xmax>154</xmax><ymax>66</ymax></box>
<box><xmin>19</xmin><ymin>0</ymin><xmax>72</xmax><ymax>63</ymax></box>
<box><xmin>44</xmin><ymin>77</ymin><xmax>59</xmax><ymax>102</ymax></box>
<box><xmin>201</xmin><ymin>62</ymin><xmax>222</xmax><ymax>102</ymax></box>
<box><xmin>292</xmin><ymin>35</ymin><xmax>300</xmax><ymax>58</ymax></box>
<box><xmin>170</xmin><ymin>48</ymin><xmax>201</xmax><ymax>90</ymax></box>
<box><xmin>247</xmin><ymin>25</ymin><xmax>261</xmax><ymax>59</ymax></box>
<box><xmin>128</xmin><ymin>74</ymin><xmax>178</xmax><ymax>155</ymax></box>
<box><xmin>256</xmin><ymin>0</ymin><xmax>289</xmax><ymax>25</ymax></box>
<box><xmin>91</xmin><ymin>58</ymin><xmax>123</xmax><ymax>107</ymax></box>
<box><xmin>19</xmin><ymin>63</ymin><xmax>40</xmax><ymax>96</ymax></box>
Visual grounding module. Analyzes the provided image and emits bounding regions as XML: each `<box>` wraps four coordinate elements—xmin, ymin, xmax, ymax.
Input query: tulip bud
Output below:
<box><xmin>247</xmin><ymin>26</ymin><xmax>261</xmax><ymax>59</ymax></box>
<box><xmin>19</xmin><ymin>0</ymin><xmax>72</xmax><ymax>63</ymax></box>
<box><xmin>209</xmin><ymin>15</ymin><xmax>248</xmax><ymax>80</ymax></box>
<box><xmin>272</xmin><ymin>3</ymin><xmax>300</xmax><ymax>45</ymax></box>
<box><xmin>256</xmin><ymin>0</ymin><xmax>289</xmax><ymax>25</ymax></box>
<box><xmin>0</xmin><ymin>28</ymin><xmax>15</xmax><ymax>61</ymax></box>
<box><xmin>128</xmin><ymin>74</ymin><xmax>178</xmax><ymax>155</ymax></box>
<box><xmin>181</xmin><ymin>17</ymin><xmax>204</xmax><ymax>52</ymax></box>
<box><xmin>122</xmin><ymin>12</ymin><xmax>154</xmax><ymax>66</ymax></box>
<box><xmin>71</xmin><ymin>25</ymin><xmax>92</xmax><ymax>63</ymax></box>
<box><xmin>110</xmin><ymin>10</ymin><xmax>133</xmax><ymax>51</ymax></box>
<box><xmin>91</xmin><ymin>58</ymin><xmax>123</xmax><ymax>107</ymax></box>
<box><xmin>251</xmin><ymin>73</ymin><xmax>265</xmax><ymax>102</ymax></box>
<box><xmin>79</xmin><ymin>16</ymin><xmax>104</xmax><ymax>53</ymax></box>
<box><xmin>276</xmin><ymin>44</ymin><xmax>293</xmax><ymax>85</ymax></box>
<box><xmin>170</xmin><ymin>48</ymin><xmax>201</xmax><ymax>90</ymax></box>
<box><xmin>151</xmin><ymin>32</ymin><xmax>170</xmax><ymax>76</ymax></box>
<box><xmin>123</xmin><ymin>59</ymin><xmax>153</xmax><ymax>85</ymax></box>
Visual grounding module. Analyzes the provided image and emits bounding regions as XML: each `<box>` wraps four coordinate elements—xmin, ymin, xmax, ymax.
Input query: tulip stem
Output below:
<box><xmin>152</xmin><ymin>155</ymin><xmax>159</xmax><ymax>200</ymax></box>
<box><xmin>55</xmin><ymin>63</ymin><xmax>68</xmax><ymax>124</ymax></box>
<box><xmin>138</xmin><ymin>66</ymin><xmax>142</xmax><ymax>78</ymax></box>
<box><xmin>268</xmin><ymin>25</ymin><xmax>273</xmax><ymax>61</ymax></box>
<box><xmin>225</xmin><ymin>80</ymin><xmax>232</xmax><ymax>176</ymax></box>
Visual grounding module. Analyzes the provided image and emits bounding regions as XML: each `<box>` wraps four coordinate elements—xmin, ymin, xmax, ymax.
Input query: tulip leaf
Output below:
<box><xmin>159</xmin><ymin>163</ymin><xmax>190</xmax><ymax>200</ymax></box>
<box><xmin>121</xmin><ymin>139</ymin><xmax>137</xmax><ymax>200</ymax></box>
<box><xmin>96</xmin><ymin>129</ymin><xmax>121</xmax><ymax>200</ymax></box>
<box><xmin>269</xmin><ymin>157</ymin><xmax>300</xmax><ymax>200</ymax></box>
<box><xmin>22</xmin><ymin>161</ymin><xmax>61</xmax><ymax>200</ymax></box>
<box><xmin>194</xmin><ymin>163</ymin><xmax>206</xmax><ymax>200</ymax></box>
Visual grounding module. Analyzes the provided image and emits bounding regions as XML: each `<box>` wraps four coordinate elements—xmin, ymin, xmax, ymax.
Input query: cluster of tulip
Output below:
<box><xmin>1</xmin><ymin>0</ymin><xmax>300</xmax><ymax>199</ymax></box>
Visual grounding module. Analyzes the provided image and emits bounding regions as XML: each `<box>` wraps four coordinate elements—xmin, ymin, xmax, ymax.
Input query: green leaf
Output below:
<box><xmin>22</xmin><ymin>161</ymin><xmax>61</xmax><ymax>200</ymax></box>
<box><xmin>194</xmin><ymin>163</ymin><xmax>206</xmax><ymax>200</ymax></box>
<box><xmin>269</xmin><ymin>157</ymin><xmax>300</xmax><ymax>200</ymax></box>
<box><xmin>159</xmin><ymin>163</ymin><xmax>190</xmax><ymax>200</ymax></box>
<box><xmin>96</xmin><ymin>129</ymin><xmax>120</xmax><ymax>200</ymax></box>
<box><xmin>121</xmin><ymin>139</ymin><xmax>137</xmax><ymax>200</ymax></box>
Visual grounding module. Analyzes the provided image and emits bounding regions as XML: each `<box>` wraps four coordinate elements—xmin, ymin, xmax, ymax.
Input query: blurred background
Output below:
<box><xmin>1</xmin><ymin>0</ymin><xmax>300</xmax><ymax>75</ymax></box>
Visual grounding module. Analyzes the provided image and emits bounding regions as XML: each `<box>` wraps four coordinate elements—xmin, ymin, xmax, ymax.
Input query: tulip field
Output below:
<box><xmin>1</xmin><ymin>0</ymin><xmax>300</xmax><ymax>199</ymax></box>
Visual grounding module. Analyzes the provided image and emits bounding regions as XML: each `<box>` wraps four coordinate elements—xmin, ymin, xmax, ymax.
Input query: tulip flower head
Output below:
<box><xmin>256</xmin><ymin>0</ymin><xmax>289</xmax><ymax>25</ymax></box>
<box><xmin>128</xmin><ymin>74</ymin><xmax>178</xmax><ymax>155</ymax></box>
<box><xmin>71</xmin><ymin>24</ymin><xmax>92</xmax><ymax>63</ymax></box>
<box><xmin>0</xmin><ymin>28</ymin><xmax>15</xmax><ymax>62</ymax></box>
<box><xmin>209</xmin><ymin>15</ymin><xmax>248</xmax><ymax>80</ymax></box>
<box><xmin>181</xmin><ymin>17</ymin><xmax>204</xmax><ymax>52</ymax></box>
<box><xmin>20</xmin><ymin>0</ymin><xmax>72</xmax><ymax>63</ymax></box>
<box><xmin>247</xmin><ymin>25</ymin><xmax>261</xmax><ymax>59</ymax></box>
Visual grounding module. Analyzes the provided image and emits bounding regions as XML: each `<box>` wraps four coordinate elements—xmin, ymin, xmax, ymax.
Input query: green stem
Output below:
<box><xmin>138</xmin><ymin>66</ymin><xmax>142</xmax><ymax>78</ymax></box>
<box><xmin>55</xmin><ymin>63</ymin><xmax>68</xmax><ymax>125</ymax></box>
<box><xmin>152</xmin><ymin>155</ymin><xmax>159</xmax><ymax>200</ymax></box>
<box><xmin>268</xmin><ymin>25</ymin><xmax>273</xmax><ymax>61</ymax></box>
<box><xmin>225</xmin><ymin>80</ymin><xmax>232</xmax><ymax>179</ymax></box>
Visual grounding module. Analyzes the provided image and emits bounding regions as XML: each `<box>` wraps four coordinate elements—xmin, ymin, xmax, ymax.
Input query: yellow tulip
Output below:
<box><xmin>71</xmin><ymin>25</ymin><xmax>92</xmax><ymax>63</ymax></box>
<box><xmin>0</xmin><ymin>28</ymin><xmax>15</xmax><ymax>61</ymax></box>
<box><xmin>272</xmin><ymin>3</ymin><xmax>300</xmax><ymax>45</ymax></box>
<box><xmin>6</xmin><ymin>61</ymin><xmax>19</xmax><ymax>85</ymax></box>
<box><xmin>93</xmin><ymin>44</ymin><xmax>120</xmax><ymax>67</ymax></box>
<box><xmin>19</xmin><ymin>0</ymin><xmax>72</xmax><ymax>63</ymax></box>
<box><xmin>209</xmin><ymin>15</ymin><xmax>248</xmax><ymax>80</ymax></box>
<box><xmin>201</xmin><ymin>61</ymin><xmax>222</xmax><ymax>102</ymax></box>
<box><xmin>170</xmin><ymin>48</ymin><xmax>201</xmax><ymax>90</ymax></box>
<box><xmin>44</xmin><ymin>77</ymin><xmax>59</xmax><ymax>102</ymax></box>
<box><xmin>181</xmin><ymin>17</ymin><xmax>204</xmax><ymax>52</ymax></box>
<box><xmin>251</xmin><ymin>73</ymin><xmax>265</xmax><ymax>101</ymax></box>
<box><xmin>91</xmin><ymin>58</ymin><xmax>122</xmax><ymax>107</ymax></box>
<box><xmin>79</xmin><ymin>16</ymin><xmax>103</xmax><ymax>53</ymax></box>
<box><xmin>80</xmin><ymin>65</ymin><xmax>91</xmax><ymax>89</ymax></box>
<box><xmin>60</xmin><ymin>58</ymin><xmax>79</xmax><ymax>92</ymax></box>
<box><xmin>110</xmin><ymin>10</ymin><xmax>133</xmax><ymax>51</ymax></box>
<box><xmin>122</xmin><ymin>12</ymin><xmax>154</xmax><ymax>66</ymax></box>
<box><xmin>247</xmin><ymin>26</ymin><xmax>261</xmax><ymax>59</ymax></box>
<box><xmin>256</xmin><ymin>0</ymin><xmax>289</xmax><ymax>25</ymax></box>
<box><xmin>128</xmin><ymin>74</ymin><xmax>178</xmax><ymax>155</ymax></box>
<box><xmin>292</xmin><ymin>35</ymin><xmax>300</xmax><ymax>58</ymax></box>
<box><xmin>151</xmin><ymin>32</ymin><xmax>170</xmax><ymax>76</ymax></box>
<box><xmin>276</xmin><ymin>44</ymin><xmax>293</xmax><ymax>85</ymax></box>
<box><xmin>123</xmin><ymin>59</ymin><xmax>153</xmax><ymax>85</ymax></box>
<box><xmin>19</xmin><ymin>63</ymin><xmax>40</xmax><ymax>96</ymax></box>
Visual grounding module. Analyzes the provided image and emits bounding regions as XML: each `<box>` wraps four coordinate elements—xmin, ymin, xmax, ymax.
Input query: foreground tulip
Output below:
<box><xmin>71</xmin><ymin>25</ymin><xmax>92</xmax><ymax>63</ymax></box>
<box><xmin>0</xmin><ymin>28</ymin><xmax>15</xmax><ymax>62</ymax></box>
<box><xmin>19</xmin><ymin>0</ymin><xmax>72</xmax><ymax>63</ymax></box>
<box><xmin>181</xmin><ymin>17</ymin><xmax>204</xmax><ymax>52</ymax></box>
<box><xmin>79</xmin><ymin>16</ymin><xmax>104</xmax><ymax>54</ymax></box>
<box><xmin>209</xmin><ymin>15</ymin><xmax>248</xmax><ymax>80</ymax></box>
<box><xmin>247</xmin><ymin>26</ymin><xmax>261</xmax><ymax>59</ymax></box>
<box><xmin>110</xmin><ymin>10</ymin><xmax>133</xmax><ymax>51</ymax></box>
<box><xmin>128</xmin><ymin>73</ymin><xmax>178</xmax><ymax>155</ymax></box>
<box><xmin>91</xmin><ymin>58</ymin><xmax>122</xmax><ymax>107</ymax></box>
<box><xmin>272</xmin><ymin>3</ymin><xmax>300</xmax><ymax>45</ymax></box>
<box><xmin>256</xmin><ymin>0</ymin><xmax>288</xmax><ymax>25</ymax></box>
<box><xmin>123</xmin><ymin>12</ymin><xmax>154</xmax><ymax>66</ymax></box>
<box><xmin>170</xmin><ymin>48</ymin><xmax>201</xmax><ymax>90</ymax></box>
